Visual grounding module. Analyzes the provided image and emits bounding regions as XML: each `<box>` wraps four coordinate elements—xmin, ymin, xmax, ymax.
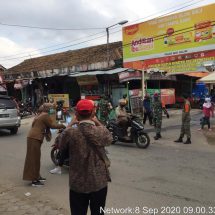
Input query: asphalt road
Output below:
<box><xmin>0</xmin><ymin>111</ymin><xmax>215</xmax><ymax>215</ymax></box>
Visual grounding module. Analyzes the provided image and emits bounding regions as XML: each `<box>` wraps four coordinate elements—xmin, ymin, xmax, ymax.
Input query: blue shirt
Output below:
<box><xmin>143</xmin><ymin>98</ymin><xmax>151</xmax><ymax>112</ymax></box>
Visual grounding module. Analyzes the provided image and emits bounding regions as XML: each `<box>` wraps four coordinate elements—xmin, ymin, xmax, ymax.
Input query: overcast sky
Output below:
<box><xmin>0</xmin><ymin>0</ymin><xmax>214</xmax><ymax>68</ymax></box>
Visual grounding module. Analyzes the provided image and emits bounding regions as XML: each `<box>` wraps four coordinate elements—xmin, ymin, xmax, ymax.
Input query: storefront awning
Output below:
<box><xmin>184</xmin><ymin>72</ymin><xmax>209</xmax><ymax>78</ymax></box>
<box><xmin>198</xmin><ymin>72</ymin><xmax>215</xmax><ymax>84</ymax></box>
<box><xmin>68</xmin><ymin>68</ymin><xmax>129</xmax><ymax>77</ymax></box>
<box><xmin>166</xmin><ymin>71</ymin><xmax>209</xmax><ymax>77</ymax></box>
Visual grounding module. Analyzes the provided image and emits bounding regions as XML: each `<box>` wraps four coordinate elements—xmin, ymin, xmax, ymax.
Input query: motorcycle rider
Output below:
<box><xmin>56</xmin><ymin>100</ymin><xmax>64</xmax><ymax>121</ymax></box>
<box><xmin>115</xmin><ymin>99</ymin><xmax>130</xmax><ymax>139</ymax></box>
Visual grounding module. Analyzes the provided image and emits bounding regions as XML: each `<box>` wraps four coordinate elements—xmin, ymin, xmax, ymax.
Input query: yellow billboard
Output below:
<box><xmin>123</xmin><ymin>4</ymin><xmax>215</xmax><ymax>64</ymax></box>
<box><xmin>48</xmin><ymin>94</ymin><xmax>70</xmax><ymax>108</ymax></box>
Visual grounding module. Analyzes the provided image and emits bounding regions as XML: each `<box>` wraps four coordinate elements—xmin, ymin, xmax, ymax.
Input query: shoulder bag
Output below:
<box><xmin>79</xmin><ymin>126</ymin><xmax>111</xmax><ymax>181</ymax></box>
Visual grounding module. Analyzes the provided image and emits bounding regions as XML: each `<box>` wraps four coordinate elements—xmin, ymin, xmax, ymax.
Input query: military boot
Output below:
<box><xmin>154</xmin><ymin>133</ymin><xmax>161</xmax><ymax>140</ymax></box>
<box><xmin>157</xmin><ymin>133</ymin><xmax>162</xmax><ymax>138</ymax></box>
<box><xmin>184</xmin><ymin>138</ymin><xmax>191</xmax><ymax>144</ymax></box>
<box><xmin>174</xmin><ymin>137</ymin><xmax>183</xmax><ymax>143</ymax></box>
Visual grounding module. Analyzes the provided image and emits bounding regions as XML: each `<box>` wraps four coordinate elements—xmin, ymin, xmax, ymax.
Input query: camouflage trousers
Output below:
<box><xmin>154</xmin><ymin>116</ymin><xmax>162</xmax><ymax>134</ymax></box>
<box><xmin>180</xmin><ymin>117</ymin><xmax>191</xmax><ymax>138</ymax></box>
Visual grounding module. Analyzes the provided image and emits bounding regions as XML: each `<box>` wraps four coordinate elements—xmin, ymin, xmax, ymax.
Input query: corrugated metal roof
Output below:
<box><xmin>69</xmin><ymin>68</ymin><xmax>129</xmax><ymax>77</ymax></box>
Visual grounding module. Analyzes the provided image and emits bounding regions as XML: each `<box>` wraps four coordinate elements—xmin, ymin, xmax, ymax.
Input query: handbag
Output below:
<box><xmin>79</xmin><ymin>126</ymin><xmax>111</xmax><ymax>181</ymax></box>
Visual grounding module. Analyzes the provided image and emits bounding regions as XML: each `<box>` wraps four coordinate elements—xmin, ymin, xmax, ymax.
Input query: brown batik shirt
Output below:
<box><xmin>60</xmin><ymin>120</ymin><xmax>113</xmax><ymax>193</ymax></box>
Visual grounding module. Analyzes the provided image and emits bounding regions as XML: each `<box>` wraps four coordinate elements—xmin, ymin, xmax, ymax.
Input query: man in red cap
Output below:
<box><xmin>59</xmin><ymin>99</ymin><xmax>113</xmax><ymax>215</ymax></box>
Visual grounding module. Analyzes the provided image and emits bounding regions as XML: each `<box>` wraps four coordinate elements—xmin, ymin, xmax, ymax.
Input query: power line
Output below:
<box><xmin>1</xmin><ymin>0</ymin><xmax>208</xmax><ymax>63</ymax></box>
<box><xmin>8</xmin><ymin>21</ymin><xmax>215</xmax><ymax>65</ymax></box>
<box><xmin>93</xmin><ymin>21</ymin><xmax>215</xmax><ymax>56</ymax></box>
<box><xmin>0</xmin><ymin>22</ymin><xmax>104</xmax><ymax>31</ymax></box>
<box><xmin>0</xmin><ymin>0</ymin><xmax>202</xmax><ymax>33</ymax></box>
<box><xmin>55</xmin><ymin>21</ymin><xmax>215</xmax><ymax>64</ymax></box>
<box><xmin>129</xmin><ymin>0</ymin><xmax>205</xmax><ymax>25</ymax></box>
<box><xmin>0</xmin><ymin>30</ymin><xmax>106</xmax><ymax>59</ymax></box>
<box><xmin>0</xmin><ymin>0</ymin><xmax>203</xmax><ymax>61</ymax></box>
<box><xmin>108</xmin><ymin>0</ymin><xmax>205</xmax><ymax>35</ymax></box>
<box><xmin>123</xmin><ymin>22</ymin><xmax>215</xmax><ymax>49</ymax></box>
<box><xmin>0</xmin><ymin>0</ymin><xmax>204</xmax><ymax>61</ymax></box>
<box><xmin>3</xmin><ymin>32</ymin><xmax>111</xmax><ymax>61</ymax></box>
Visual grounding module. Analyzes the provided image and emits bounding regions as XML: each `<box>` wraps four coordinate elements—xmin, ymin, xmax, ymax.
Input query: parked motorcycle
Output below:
<box><xmin>50</xmin><ymin>129</ymin><xmax>69</xmax><ymax>166</ymax></box>
<box><xmin>106</xmin><ymin>115</ymin><xmax>150</xmax><ymax>149</ymax></box>
<box><xmin>19</xmin><ymin>99</ymin><xmax>33</xmax><ymax>118</ymax></box>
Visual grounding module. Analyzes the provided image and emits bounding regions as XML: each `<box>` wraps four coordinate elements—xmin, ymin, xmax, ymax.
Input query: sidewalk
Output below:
<box><xmin>0</xmin><ymin>180</ymin><xmax>67</xmax><ymax>215</ymax></box>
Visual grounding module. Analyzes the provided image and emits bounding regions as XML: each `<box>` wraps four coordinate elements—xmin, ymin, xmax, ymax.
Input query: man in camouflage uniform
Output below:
<box><xmin>174</xmin><ymin>94</ymin><xmax>191</xmax><ymax>144</ymax></box>
<box><xmin>152</xmin><ymin>93</ymin><xmax>169</xmax><ymax>140</ymax></box>
<box><xmin>98</xmin><ymin>95</ymin><xmax>110</xmax><ymax>124</ymax></box>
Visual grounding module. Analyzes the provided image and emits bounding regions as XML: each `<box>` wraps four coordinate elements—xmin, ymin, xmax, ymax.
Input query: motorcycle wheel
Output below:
<box><xmin>107</xmin><ymin>125</ymin><xmax>117</xmax><ymax>144</ymax></box>
<box><xmin>51</xmin><ymin>147</ymin><xmax>59</xmax><ymax>166</ymax></box>
<box><xmin>135</xmin><ymin>133</ymin><xmax>150</xmax><ymax>149</ymax></box>
<box><xmin>112</xmin><ymin>135</ymin><xmax>118</xmax><ymax>144</ymax></box>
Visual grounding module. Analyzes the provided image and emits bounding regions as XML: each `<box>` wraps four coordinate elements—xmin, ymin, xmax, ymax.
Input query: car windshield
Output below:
<box><xmin>0</xmin><ymin>98</ymin><xmax>16</xmax><ymax>109</ymax></box>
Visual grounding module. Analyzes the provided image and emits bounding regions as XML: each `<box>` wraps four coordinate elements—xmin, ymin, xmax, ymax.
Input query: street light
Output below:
<box><xmin>106</xmin><ymin>20</ymin><xmax>128</xmax><ymax>68</ymax></box>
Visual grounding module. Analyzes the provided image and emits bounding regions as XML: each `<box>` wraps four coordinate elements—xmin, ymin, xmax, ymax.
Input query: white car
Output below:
<box><xmin>0</xmin><ymin>95</ymin><xmax>21</xmax><ymax>134</ymax></box>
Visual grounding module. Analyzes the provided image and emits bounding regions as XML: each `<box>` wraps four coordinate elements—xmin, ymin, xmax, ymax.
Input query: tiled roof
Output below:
<box><xmin>0</xmin><ymin>65</ymin><xmax>6</xmax><ymax>71</ymax></box>
<box><xmin>8</xmin><ymin>41</ymin><xmax>122</xmax><ymax>74</ymax></box>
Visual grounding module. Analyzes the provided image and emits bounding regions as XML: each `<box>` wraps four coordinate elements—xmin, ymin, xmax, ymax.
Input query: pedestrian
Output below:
<box><xmin>23</xmin><ymin>103</ymin><xmax>66</xmax><ymax>187</ymax></box>
<box><xmin>59</xmin><ymin>99</ymin><xmax>113</xmax><ymax>215</ymax></box>
<box><xmin>174</xmin><ymin>94</ymin><xmax>191</xmax><ymax>144</ymax></box>
<box><xmin>198</xmin><ymin>97</ymin><xmax>214</xmax><ymax>131</ymax></box>
<box><xmin>152</xmin><ymin>93</ymin><xmax>169</xmax><ymax>140</ymax></box>
<box><xmin>143</xmin><ymin>94</ymin><xmax>153</xmax><ymax>125</ymax></box>
<box><xmin>122</xmin><ymin>94</ymin><xmax>128</xmax><ymax>105</ymax></box>
<box><xmin>115</xmin><ymin>99</ymin><xmax>130</xmax><ymax>139</ymax></box>
<box><xmin>97</xmin><ymin>95</ymin><xmax>111</xmax><ymax>124</ymax></box>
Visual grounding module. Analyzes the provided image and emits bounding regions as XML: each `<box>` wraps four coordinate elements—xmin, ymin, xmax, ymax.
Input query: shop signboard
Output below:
<box><xmin>144</xmin><ymin>50</ymin><xmax>215</xmax><ymax>73</ymax></box>
<box><xmin>129</xmin><ymin>89</ymin><xmax>143</xmax><ymax>114</ymax></box>
<box><xmin>123</xmin><ymin>4</ymin><xmax>215</xmax><ymax>72</ymax></box>
<box><xmin>146</xmin><ymin>89</ymin><xmax>175</xmax><ymax>105</ymax></box>
<box><xmin>129</xmin><ymin>89</ymin><xmax>142</xmax><ymax>97</ymax></box>
<box><xmin>146</xmin><ymin>89</ymin><xmax>160</xmax><ymax>97</ymax></box>
<box><xmin>48</xmin><ymin>94</ymin><xmax>70</xmax><ymax>108</ymax></box>
<box><xmin>118</xmin><ymin>70</ymin><xmax>142</xmax><ymax>83</ymax></box>
<box><xmin>76</xmin><ymin>76</ymin><xmax>98</xmax><ymax>86</ymax></box>
<box><xmin>161</xmin><ymin>89</ymin><xmax>175</xmax><ymax>105</ymax></box>
<box><xmin>129</xmin><ymin>96</ymin><xmax>143</xmax><ymax>115</ymax></box>
<box><xmin>146</xmin><ymin>72</ymin><xmax>177</xmax><ymax>80</ymax></box>
<box><xmin>129</xmin><ymin>88</ymin><xmax>175</xmax><ymax>113</ymax></box>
